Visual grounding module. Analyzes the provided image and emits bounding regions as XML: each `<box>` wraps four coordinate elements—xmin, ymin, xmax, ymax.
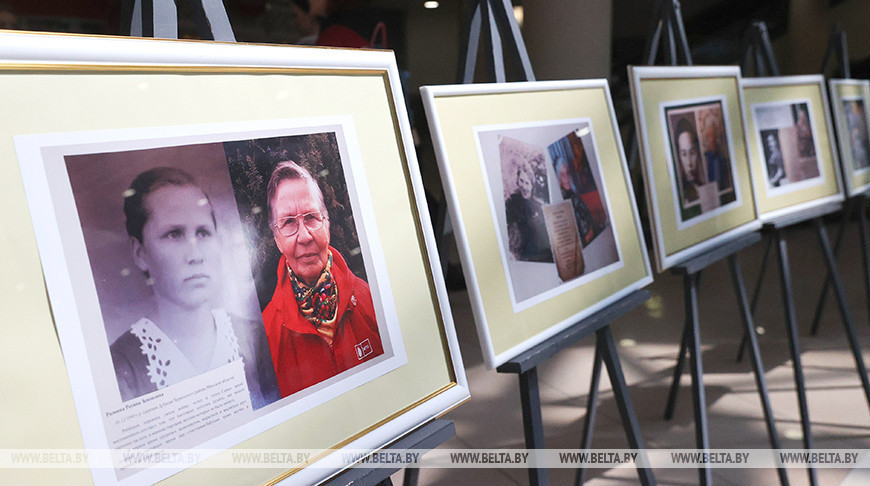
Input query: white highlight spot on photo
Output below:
<box><xmin>122</xmin><ymin>188</ymin><xmax>136</xmax><ymax>198</ymax></box>
<box><xmin>120</xmin><ymin>268</ymin><xmax>131</xmax><ymax>277</ymax></box>
<box><xmin>197</xmin><ymin>198</ymin><xmax>208</xmax><ymax>207</ymax></box>
<box><xmin>251</xmin><ymin>205</ymin><xmax>262</xmax><ymax>214</ymax></box>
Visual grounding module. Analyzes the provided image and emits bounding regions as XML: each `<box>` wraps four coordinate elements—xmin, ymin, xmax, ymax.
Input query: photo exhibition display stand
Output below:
<box><xmin>811</xmin><ymin>25</ymin><xmax>870</xmax><ymax>338</ymax></box>
<box><xmin>645</xmin><ymin>8</ymin><xmax>787</xmax><ymax>486</ymax></box>
<box><xmin>453</xmin><ymin>2</ymin><xmax>653</xmax><ymax>486</ymax></box>
<box><xmin>125</xmin><ymin>5</ymin><xmax>454</xmax><ymax>486</ymax></box>
<box><xmin>728</xmin><ymin>21</ymin><xmax>870</xmax><ymax>486</ymax></box>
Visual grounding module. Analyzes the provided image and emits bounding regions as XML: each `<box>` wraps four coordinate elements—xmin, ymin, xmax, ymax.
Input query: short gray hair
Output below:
<box><xmin>266</xmin><ymin>160</ymin><xmax>327</xmax><ymax>222</ymax></box>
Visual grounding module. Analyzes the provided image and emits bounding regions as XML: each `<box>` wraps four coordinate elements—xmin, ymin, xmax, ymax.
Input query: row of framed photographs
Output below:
<box><xmin>6</xmin><ymin>29</ymin><xmax>870</xmax><ymax>486</ymax></box>
<box><xmin>630</xmin><ymin>66</ymin><xmax>870</xmax><ymax>271</ymax></box>
<box><xmin>422</xmin><ymin>67</ymin><xmax>870</xmax><ymax>370</ymax></box>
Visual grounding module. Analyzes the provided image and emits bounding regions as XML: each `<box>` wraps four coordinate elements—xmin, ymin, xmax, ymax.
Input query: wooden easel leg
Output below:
<box><xmin>813</xmin><ymin>218</ymin><xmax>870</xmax><ymax>409</ymax></box>
<box><xmin>737</xmin><ymin>232</ymin><xmax>773</xmax><ymax>362</ymax></box>
<box><xmin>519</xmin><ymin>368</ymin><xmax>548</xmax><ymax>486</ymax></box>
<box><xmin>574</xmin><ymin>345</ymin><xmax>603</xmax><ymax>486</ymax></box>
<box><xmin>597</xmin><ymin>325</ymin><xmax>656</xmax><ymax>486</ymax></box>
<box><xmin>684</xmin><ymin>272</ymin><xmax>712</xmax><ymax>485</ymax></box>
<box><xmin>810</xmin><ymin>198</ymin><xmax>854</xmax><ymax>335</ymax></box>
<box><xmin>728</xmin><ymin>255</ymin><xmax>789</xmax><ymax>486</ymax></box>
<box><xmin>774</xmin><ymin>228</ymin><xmax>818</xmax><ymax>486</ymax></box>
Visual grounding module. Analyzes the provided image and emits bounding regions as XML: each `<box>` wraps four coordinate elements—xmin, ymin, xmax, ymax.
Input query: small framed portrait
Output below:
<box><xmin>629</xmin><ymin>66</ymin><xmax>760</xmax><ymax>271</ymax></box>
<box><xmin>422</xmin><ymin>79</ymin><xmax>652</xmax><ymax>368</ymax></box>
<box><xmin>4</xmin><ymin>32</ymin><xmax>468</xmax><ymax>486</ymax></box>
<box><xmin>829</xmin><ymin>78</ymin><xmax>870</xmax><ymax>196</ymax></box>
<box><xmin>742</xmin><ymin>76</ymin><xmax>843</xmax><ymax>221</ymax></box>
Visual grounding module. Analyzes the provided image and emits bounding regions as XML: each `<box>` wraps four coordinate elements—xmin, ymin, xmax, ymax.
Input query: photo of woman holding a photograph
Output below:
<box><xmin>110</xmin><ymin>166</ymin><xmax>280</xmax><ymax>409</ymax></box>
<box><xmin>751</xmin><ymin>101</ymin><xmax>822</xmax><ymax>190</ymax></box>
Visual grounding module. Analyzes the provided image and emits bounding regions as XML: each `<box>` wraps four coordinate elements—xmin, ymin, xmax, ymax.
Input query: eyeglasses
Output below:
<box><xmin>272</xmin><ymin>212</ymin><xmax>326</xmax><ymax>237</ymax></box>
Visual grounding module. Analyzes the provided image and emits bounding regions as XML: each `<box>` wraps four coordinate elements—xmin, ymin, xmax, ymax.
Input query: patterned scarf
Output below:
<box><xmin>289</xmin><ymin>251</ymin><xmax>338</xmax><ymax>344</ymax></box>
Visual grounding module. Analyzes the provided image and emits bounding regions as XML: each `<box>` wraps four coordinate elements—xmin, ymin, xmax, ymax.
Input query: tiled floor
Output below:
<box><xmin>410</xmin><ymin>219</ymin><xmax>870</xmax><ymax>485</ymax></box>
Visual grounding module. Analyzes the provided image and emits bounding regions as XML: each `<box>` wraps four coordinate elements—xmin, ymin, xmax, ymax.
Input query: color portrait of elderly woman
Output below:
<box><xmin>261</xmin><ymin>161</ymin><xmax>383</xmax><ymax>397</ymax></box>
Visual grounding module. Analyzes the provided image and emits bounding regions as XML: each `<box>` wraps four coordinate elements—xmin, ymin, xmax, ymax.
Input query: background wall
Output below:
<box><xmin>779</xmin><ymin>0</ymin><xmax>870</xmax><ymax>75</ymax></box>
<box><xmin>524</xmin><ymin>0</ymin><xmax>612</xmax><ymax>80</ymax></box>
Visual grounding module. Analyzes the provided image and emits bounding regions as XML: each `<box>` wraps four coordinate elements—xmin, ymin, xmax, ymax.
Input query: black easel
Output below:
<box><xmin>647</xmin><ymin>11</ymin><xmax>788</xmax><ymax>486</ymax></box>
<box><xmin>730</xmin><ymin>22</ymin><xmax>870</xmax><ymax>486</ymax></box>
<box><xmin>452</xmin><ymin>3</ymin><xmax>654</xmax><ymax>485</ymax></box>
<box><xmin>810</xmin><ymin>25</ymin><xmax>870</xmax><ymax>335</ymax></box>
<box><xmin>496</xmin><ymin>291</ymin><xmax>655</xmax><ymax>486</ymax></box>
<box><xmin>732</xmin><ymin>22</ymin><xmax>778</xmax><ymax>365</ymax></box>
<box><xmin>661</xmin><ymin>233</ymin><xmax>789</xmax><ymax>486</ymax></box>
<box><xmin>737</xmin><ymin>24</ymin><xmax>870</xmax><ymax>410</ymax></box>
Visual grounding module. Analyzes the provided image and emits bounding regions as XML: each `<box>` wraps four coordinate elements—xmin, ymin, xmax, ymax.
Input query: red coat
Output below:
<box><xmin>262</xmin><ymin>247</ymin><xmax>383</xmax><ymax>397</ymax></box>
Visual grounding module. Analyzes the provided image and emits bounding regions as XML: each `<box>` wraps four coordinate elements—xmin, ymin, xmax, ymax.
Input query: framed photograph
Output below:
<box><xmin>421</xmin><ymin>80</ymin><xmax>653</xmax><ymax>369</ymax></box>
<box><xmin>829</xmin><ymin>78</ymin><xmax>870</xmax><ymax>196</ymax></box>
<box><xmin>742</xmin><ymin>76</ymin><xmax>844</xmax><ymax>221</ymax></box>
<box><xmin>629</xmin><ymin>66</ymin><xmax>760</xmax><ymax>271</ymax></box>
<box><xmin>1</xmin><ymin>32</ymin><xmax>468</xmax><ymax>485</ymax></box>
